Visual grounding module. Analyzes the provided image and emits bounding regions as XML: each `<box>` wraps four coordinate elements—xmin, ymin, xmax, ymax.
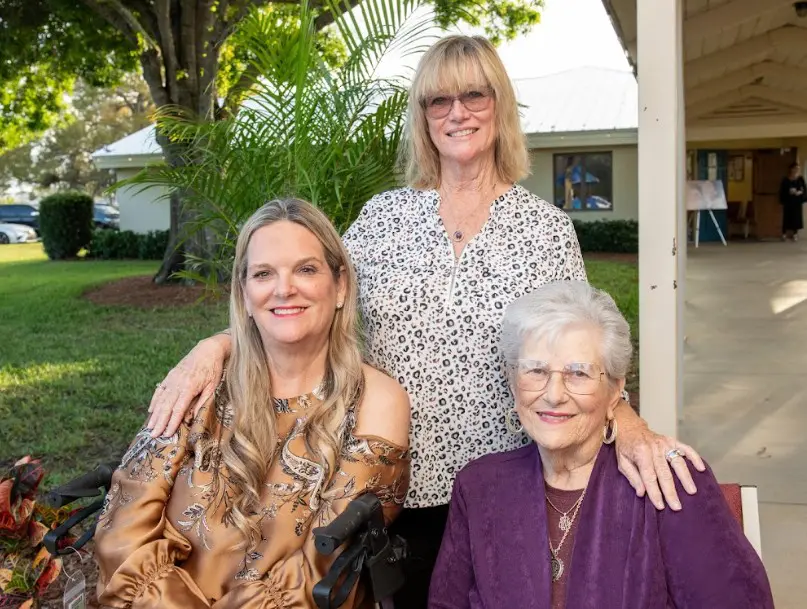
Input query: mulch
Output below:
<box><xmin>40</xmin><ymin>542</ymin><xmax>101</xmax><ymax>608</ymax></box>
<box><xmin>83</xmin><ymin>275</ymin><xmax>226</xmax><ymax>308</ymax></box>
<box><xmin>82</xmin><ymin>254</ymin><xmax>636</xmax><ymax>310</ymax></box>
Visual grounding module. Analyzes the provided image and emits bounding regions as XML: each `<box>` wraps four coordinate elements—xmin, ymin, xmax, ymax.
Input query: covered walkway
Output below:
<box><xmin>683</xmin><ymin>242</ymin><xmax>807</xmax><ymax>607</ymax></box>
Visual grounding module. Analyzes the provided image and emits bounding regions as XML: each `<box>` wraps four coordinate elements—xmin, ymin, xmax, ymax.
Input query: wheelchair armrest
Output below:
<box><xmin>42</xmin><ymin>462</ymin><xmax>117</xmax><ymax>556</ymax></box>
<box><xmin>312</xmin><ymin>493</ymin><xmax>406</xmax><ymax>609</ymax></box>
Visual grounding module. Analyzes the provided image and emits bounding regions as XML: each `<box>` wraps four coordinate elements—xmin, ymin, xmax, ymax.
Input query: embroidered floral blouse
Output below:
<box><xmin>94</xmin><ymin>384</ymin><xmax>410</xmax><ymax>609</ymax></box>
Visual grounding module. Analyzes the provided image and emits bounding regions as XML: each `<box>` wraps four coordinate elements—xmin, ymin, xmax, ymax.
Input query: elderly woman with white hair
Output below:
<box><xmin>429</xmin><ymin>281</ymin><xmax>773</xmax><ymax>609</ymax></box>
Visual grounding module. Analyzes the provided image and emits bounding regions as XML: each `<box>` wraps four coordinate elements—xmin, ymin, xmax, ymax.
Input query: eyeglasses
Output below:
<box><xmin>514</xmin><ymin>360</ymin><xmax>605</xmax><ymax>395</ymax></box>
<box><xmin>421</xmin><ymin>88</ymin><xmax>494</xmax><ymax>119</ymax></box>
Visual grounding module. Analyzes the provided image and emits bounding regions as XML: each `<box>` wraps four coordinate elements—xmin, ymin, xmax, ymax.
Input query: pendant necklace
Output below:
<box><xmin>547</xmin><ymin>485</ymin><xmax>587</xmax><ymax>582</ymax></box>
<box><xmin>546</xmin><ymin>491</ymin><xmax>585</xmax><ymax>533</ymax></box>
<box><xmin>440</xmin><ymin>182</ymin><xmax>497</xmax><ymax>243</ymax></box>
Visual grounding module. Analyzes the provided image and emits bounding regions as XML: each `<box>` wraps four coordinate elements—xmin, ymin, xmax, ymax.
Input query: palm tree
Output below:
<box><xmin>124</xmin><ymin>0</ymin><xmax>436</xmax><ymax>283</ymax></box>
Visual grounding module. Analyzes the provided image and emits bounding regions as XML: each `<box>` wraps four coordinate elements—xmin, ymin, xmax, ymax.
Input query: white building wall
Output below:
<box><xmin>522</xmin><ymin>145</ymin><xmax>639</xmax><ymax>222</ymax></box>
<box><xmin>115</xmin><ymin>168</ymin><xmax>171</xmax><ymax>234</ymax></box>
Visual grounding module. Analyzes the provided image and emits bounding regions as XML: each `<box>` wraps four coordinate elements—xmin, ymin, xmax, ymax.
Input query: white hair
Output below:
<box><xmin>500</xmin><ymin>281</ymin><xmax>633</xmax><ymax>380</ymax></box>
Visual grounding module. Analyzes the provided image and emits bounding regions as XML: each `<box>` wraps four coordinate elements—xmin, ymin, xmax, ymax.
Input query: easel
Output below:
<box><xmin>687</xmin><ymin>180</ymin><xmax>728</xmax><ymax>248</ymax></box>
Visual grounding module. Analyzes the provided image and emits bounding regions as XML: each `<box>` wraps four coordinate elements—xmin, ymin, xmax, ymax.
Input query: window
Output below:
<box><xmin>552</xmin><ymin>152</ymin><xmax>614</xmax><ymax>211</ymax></box>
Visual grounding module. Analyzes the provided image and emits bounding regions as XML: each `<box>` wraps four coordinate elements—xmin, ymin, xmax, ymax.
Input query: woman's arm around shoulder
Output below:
<box><xmin>658</xmin><ymin>464</ymin><xmax>774</xmax><ymax>609</ymax></box>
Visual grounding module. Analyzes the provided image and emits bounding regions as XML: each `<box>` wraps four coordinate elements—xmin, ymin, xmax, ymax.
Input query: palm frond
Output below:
<box><xmin>121</xmin><ymin>0</ymin><xmax>440</xmax><ymax>279</ymax></box>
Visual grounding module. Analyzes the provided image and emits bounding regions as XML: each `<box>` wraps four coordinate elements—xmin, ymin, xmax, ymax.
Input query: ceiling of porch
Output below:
<box><xmin>602</xmin><ymin>0</ymin><xmax>807</xmax><ymax>126</ymax></box>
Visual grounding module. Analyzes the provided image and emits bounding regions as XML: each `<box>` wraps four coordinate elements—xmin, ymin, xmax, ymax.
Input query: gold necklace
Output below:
<box><xmin>547</xmin><ymin>486</ymin><xmax>587</xmax><ymax>582</ymax></box>
<box><xmin>439</xmin><ymin>182</ymin><xmax>497</xmax><ymax>243</ymax></box>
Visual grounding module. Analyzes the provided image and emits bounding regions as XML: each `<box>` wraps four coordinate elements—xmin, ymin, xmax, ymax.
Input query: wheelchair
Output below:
<box><xmin>42</xmin><ymin>463</ymin><xmax>408</xmax><ymax>609</ymax></box>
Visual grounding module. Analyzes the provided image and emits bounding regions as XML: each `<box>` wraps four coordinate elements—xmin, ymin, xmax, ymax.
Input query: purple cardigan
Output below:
<box><xmin>428</xmin><ymin>443</ymin><xmax>774</xmax><ymax>609</ymax></box>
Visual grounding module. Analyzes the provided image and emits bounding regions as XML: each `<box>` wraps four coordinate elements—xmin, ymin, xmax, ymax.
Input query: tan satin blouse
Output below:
<box><xmin>94</xmin><ymin>383</ymin><xmax>410</xmax><ymax>608</ymax></box>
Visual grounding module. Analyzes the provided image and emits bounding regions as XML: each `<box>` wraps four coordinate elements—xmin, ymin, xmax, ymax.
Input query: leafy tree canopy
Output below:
<box><xmin>0</xmin><ymin>74</ymin><xmax>154</xmax><ymax>196</ymax></box>
<box><xmin>0</xmin><ymin>0</ymin><xmax>139</xmax><ymax>151</ymax></box>
<box><xmin>0</xmin><ymin>0</ymin><xmax>542</xmax><ymax>152</ymax></box>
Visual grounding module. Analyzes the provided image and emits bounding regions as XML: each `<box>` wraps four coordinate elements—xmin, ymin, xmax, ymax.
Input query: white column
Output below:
<box><xmin>637</xmin><ymin>0</ymin><xmax>684</xmax><ymax>437</ymax></box>
<box><xmin>676</xmin><ymin>0</ymin><xmax>687</xmax><ymax>425</ymax></box>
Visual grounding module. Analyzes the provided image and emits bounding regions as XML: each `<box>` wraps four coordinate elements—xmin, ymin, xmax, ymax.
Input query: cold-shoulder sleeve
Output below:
<box><xmin>94</xmin><ymin>415</ymin><xmax>215</xmax><ymax>608</ymax></box>
<box><xmin>658</xmin><ymin>465</ymin><xmax>774</xmax><ymax>608</ymax></box>
<box><xmin>210</xmin><ymin>434</ymin><xmax>410</xmax><ymax>609</ymax></box>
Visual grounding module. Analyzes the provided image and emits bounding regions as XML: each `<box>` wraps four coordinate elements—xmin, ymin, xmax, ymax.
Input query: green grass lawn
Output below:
<box><xmin>0</xmin><ymin>244</ymin><xmax>228</xmax><ymax>484</ymax></box>
<box><xmin>586</xmin><ymin>259</ymin><xmax>640</xmax><ymax>397</ymax></box>
<box><xmin>0</xmin><ymin>244</ymin><xmax>638</xmax><ymax>484</ymax></box>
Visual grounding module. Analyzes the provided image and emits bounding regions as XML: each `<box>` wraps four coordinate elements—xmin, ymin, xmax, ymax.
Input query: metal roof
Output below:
<box><xmin>91</xmin><ymin>125</ymin><xmax>161</xmax><ymax>168</ymax></box>
<box><xmin>515</xmin><ymin>66</ymin><xmax>638</xmax><ymax>134</ymax></box>
<box><xmin>92</xmin><ymin>67</ymin><xmax>639</xmax><ymax>168</ymax></box>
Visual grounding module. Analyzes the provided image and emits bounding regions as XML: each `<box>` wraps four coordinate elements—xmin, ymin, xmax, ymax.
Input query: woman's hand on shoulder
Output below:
<box><xmin>354</xmin><ymin>365</ymin><xmax>411</xmax><ymax>448</ymax></box>
<box><xmin>147</xmin><ymin>332</ymin><xmax>232</xmax><ymax>438</ymax></box>
<box><xmin>613</xmin><ymin>402</ymin><xmax>705</xmax><ymax>511</ymax></box>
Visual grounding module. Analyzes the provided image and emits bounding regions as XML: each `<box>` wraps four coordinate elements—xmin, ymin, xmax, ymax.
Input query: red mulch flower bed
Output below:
<box><xmin>83</xmin><ymin>275</ymin><xmax>226</xmax><ymax>308</ymax></box>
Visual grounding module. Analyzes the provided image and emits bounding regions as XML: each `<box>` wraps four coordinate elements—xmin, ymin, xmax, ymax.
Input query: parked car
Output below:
<box><xmin>0</xmin><ymin>222</ymin><xmax>38</xmax><ymax>244</ymax></box>
<box><xmin>0</xmin><ymin>204</ymin><xmax>39</xmax><ymax>232</ymax></box>
<box><xmin>94</xmin><ymin>204</ymin><xmax>120</xmax><ymax>230</ymax></box>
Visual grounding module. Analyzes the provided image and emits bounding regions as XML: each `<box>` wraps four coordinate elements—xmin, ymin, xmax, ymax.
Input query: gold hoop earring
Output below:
<box><xmin>505</xmin><ymin>408</ymin><xmax>523</xmax><ymax>434</ymax></box>
<box><xmin>603</xmin><ymin>418</ymin><xmax>617</xmax><ymax>445</ymax></box>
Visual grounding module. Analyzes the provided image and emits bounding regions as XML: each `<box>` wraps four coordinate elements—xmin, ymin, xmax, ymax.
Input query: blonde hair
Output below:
<box><xmin>403</xmin><ymin>35</ymin><xmax>530</xmax><ymax>190</ymax></box>
<box><xmin>215</xmin><ymin>198</ymin><xmax>364</xmax><ymax>549</ymax></box>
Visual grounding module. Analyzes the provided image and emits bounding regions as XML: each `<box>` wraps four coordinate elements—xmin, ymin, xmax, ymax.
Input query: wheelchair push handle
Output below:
<box><xmin>42</xmin><ymin>463</ymin><xmax>116</xmax><ymax>508</ymax></box>
<box><xmin>313</xmin><ymin>493</ymin><xmax>383</xmax><ymax>555</ymax></box>
<box><xmin>42</xmin><ymin>462</ymin><xmax>117</xmax><ymax>556</ymax></box>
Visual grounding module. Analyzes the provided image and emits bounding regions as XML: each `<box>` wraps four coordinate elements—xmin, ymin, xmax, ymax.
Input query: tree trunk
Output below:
<box><xmin>86</xmin><ymin>0</ymin><xmax>262</xmax><ymax>284</ymax></box>
<box><xmin>139</xmin><ymin>29</ymin><xmax>220</xmax><ymax>284</ymax></box>
<box><xmin>152</xmin><ymin>128</ymin><xmax>217</xmax><ymax>285</ymax></box>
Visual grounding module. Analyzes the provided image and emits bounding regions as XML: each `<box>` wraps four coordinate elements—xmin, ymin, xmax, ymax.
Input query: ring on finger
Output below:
<box><xmin>156</xmin><ymin>382</ymin><xmax>166</xmax><ymax>391</ymax></box>
<box><xmin>665</xmin><ymin>448</ymin><xmax>684</xmax><ymax>463</ymax></box>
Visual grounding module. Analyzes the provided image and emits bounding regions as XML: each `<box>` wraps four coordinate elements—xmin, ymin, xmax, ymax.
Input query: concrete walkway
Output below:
<box><xmin>681</xmin><ymin>241</ymin><xmax>807</xmax><ymax>608</ymax></box>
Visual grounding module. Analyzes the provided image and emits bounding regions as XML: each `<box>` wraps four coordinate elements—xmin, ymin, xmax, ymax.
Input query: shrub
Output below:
<box><xmin>38</xmin><ymin>192</ymin><xmax>93</xmax><ymax>260</ymax></box>
<box><xmin>572</xmin><ymin>219</ymin><xmax>638</xmax><ymax>253</ymax></box>
<box><xmin>137</xmin><ymin>230</ymin><xmax>170</xmax><ymax>260</ymax></box>
<box><xmin>86</xmin><ymin>229</ymin><xmax>168</xmax><ymax>260</ymax></box>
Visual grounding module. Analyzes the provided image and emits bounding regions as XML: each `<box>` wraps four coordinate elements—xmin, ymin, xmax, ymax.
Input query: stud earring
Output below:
<box><xmin>336</xmin><ymin>302</ymin><xmax>343</xmax><ymax>310</ymax></box>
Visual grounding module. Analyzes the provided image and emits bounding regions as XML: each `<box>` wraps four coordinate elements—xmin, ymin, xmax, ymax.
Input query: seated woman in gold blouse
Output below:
<box><xmin>93</xmin><ymin>199</ymin><xmax>411</xmax><ymax>609</ymax></box>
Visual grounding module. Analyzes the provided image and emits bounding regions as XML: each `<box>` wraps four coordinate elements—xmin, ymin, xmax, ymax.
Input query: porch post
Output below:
<box><xmin>676</xmin><ymin>1</ymin><xmax>687</xmax><ymax>425</ymax></box>
<box><xmin>637</xmin><ymin>0</ymin><xmax>684</xmax><ymax>437</ymax></box>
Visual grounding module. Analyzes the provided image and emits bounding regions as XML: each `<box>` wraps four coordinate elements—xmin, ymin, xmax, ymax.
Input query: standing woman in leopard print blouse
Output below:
<box><xmin>144</xmin><ymin>36</ymin><xmax>705</xmax><ymax>608</ymax></box>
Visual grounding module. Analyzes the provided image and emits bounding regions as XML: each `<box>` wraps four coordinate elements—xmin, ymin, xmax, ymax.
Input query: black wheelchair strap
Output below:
<box><xmin>312</xmin><ymin>537</ymin><xmax>367</xmax><ymax>609</ymax></box>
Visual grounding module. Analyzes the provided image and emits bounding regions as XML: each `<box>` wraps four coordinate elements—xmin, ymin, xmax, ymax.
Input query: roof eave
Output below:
<box><xmin>527</xmin><ymin>128</ymin><xmax>638</xmax><ymax>149</ymax></box>
<box><xmin>600</xmin><ymin>0</ymin><xmax>637</xmax><ymax>75</ymax></box>
<box><xmin>92</xmin><ymin>153</ymin><xmax>164</xmax><ymax>170</ymax></box>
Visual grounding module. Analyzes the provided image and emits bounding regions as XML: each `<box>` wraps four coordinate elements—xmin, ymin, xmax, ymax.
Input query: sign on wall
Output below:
<box><xmin>552</xmin><ymin>152</ymin><xmax>614</xmax><ymax>211</ymax></box>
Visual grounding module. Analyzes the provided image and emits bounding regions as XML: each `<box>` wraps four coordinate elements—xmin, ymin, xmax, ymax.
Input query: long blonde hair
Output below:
<box><xmin>218</xmin><ymin>198</ymin><xmax>364</xmax><ymax>548</ymax></box>
<box><xmin>403</xmin><ymin>35</ymin><xmax>530</xmax><ymax>190</ymax></box>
